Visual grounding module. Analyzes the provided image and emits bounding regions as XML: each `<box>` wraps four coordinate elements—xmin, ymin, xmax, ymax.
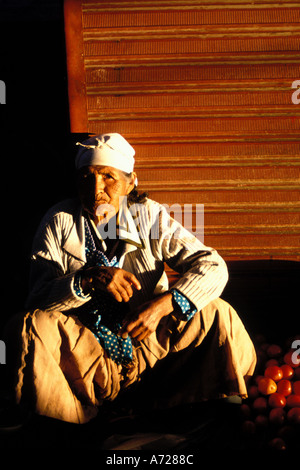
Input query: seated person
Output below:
<box><xmin>7</xmin><ymin>133</ymin><xmax>256</xmax><ymax>423</ymax></box>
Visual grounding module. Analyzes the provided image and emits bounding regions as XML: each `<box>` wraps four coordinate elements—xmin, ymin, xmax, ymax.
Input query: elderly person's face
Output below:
<box><xmin>77</xmin><ymin>165</ymin><xmax>136</xmax><ymax>222</ymax></box>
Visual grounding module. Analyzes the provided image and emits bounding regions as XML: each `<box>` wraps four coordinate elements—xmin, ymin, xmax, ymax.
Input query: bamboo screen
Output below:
<box><xmin>64</xmin><ymin>0</ymin><xmax>300</xmax><ymax>261</ymax></box>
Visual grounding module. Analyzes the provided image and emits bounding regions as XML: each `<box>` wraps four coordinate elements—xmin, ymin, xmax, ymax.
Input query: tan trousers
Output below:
<box><xmin>6</xmin><ymin>298</ymin><xmax>256</xmax><ymax>424</ymax></box>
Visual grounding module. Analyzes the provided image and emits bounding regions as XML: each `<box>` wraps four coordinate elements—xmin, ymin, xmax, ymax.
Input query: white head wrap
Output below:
<box><xmin>75</xmin><ymin>133</ymin><xmax>135</xmax><ymax>174</ymax></box>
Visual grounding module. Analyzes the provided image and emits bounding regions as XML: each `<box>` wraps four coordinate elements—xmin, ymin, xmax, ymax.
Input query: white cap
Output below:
<box><xmin>75</xmin><ymin>133</ymin><xmax>135</xmax><ymax>174</ymax></box>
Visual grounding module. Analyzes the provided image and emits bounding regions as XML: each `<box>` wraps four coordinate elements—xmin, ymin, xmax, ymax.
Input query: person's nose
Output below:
<box><xmin>95</xmin><ymin>173</ymin><xmax>105</xmax><ymax>195</ymax></box>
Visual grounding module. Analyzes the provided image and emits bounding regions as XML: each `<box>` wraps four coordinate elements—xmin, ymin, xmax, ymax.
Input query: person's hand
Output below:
<box><xmin>81</xmin><ymin>266</ymin><xmax>141</xmax><ymax>303</ymax></box>
<box><xmin>119</xmin><ymin>293</ymin><xmax>174</xmax><ymax>341</ymax></box>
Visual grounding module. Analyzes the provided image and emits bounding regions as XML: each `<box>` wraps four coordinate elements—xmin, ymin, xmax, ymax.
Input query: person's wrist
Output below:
<box><xmin>81</xmin><ymin>270</ymin><xmax>94</xmax><ymax>294</ymax></box>
<box><xmin>156</xmin><ymin>292</ymin><xmax>174</xmax><ymax>319</ymax></box>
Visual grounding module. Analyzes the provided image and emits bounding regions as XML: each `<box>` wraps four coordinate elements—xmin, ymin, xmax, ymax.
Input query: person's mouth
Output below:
<box><xmin>95</xmin><ymin>194</ymin><xmax>109</xmax><ymax>204</ymax></box>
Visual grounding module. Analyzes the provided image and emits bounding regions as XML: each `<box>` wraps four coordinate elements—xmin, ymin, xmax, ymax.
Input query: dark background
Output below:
<box><xmin>0</xmin><ymin>0</ymin><xmax>88</xmax><ymax>329</ymax></box>
<box><xmin>0</xmin><ymin>0</ymin><xmax>299</xmax><ymax>344</ymax></box>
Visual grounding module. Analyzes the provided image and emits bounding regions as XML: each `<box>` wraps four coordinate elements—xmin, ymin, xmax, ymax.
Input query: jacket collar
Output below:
<box><xmin>117</xmin><ymin>203</ymin><xmax>144</xmax><ymax>249</ymax></box>
<box><xmin>63</xmin><ymin>201</ymin><xmax>143</xmax><ymax>263</ymax></box>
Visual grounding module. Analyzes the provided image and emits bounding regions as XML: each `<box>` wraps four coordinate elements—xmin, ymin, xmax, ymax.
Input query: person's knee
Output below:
<box><xmin>30</xmin><ymin>309</ymin><xmax>64</xmax><ymax>335</ymax></box>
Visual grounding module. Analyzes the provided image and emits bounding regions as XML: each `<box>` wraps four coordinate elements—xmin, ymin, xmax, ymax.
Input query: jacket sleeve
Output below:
<box><xmin>25</xmin><ymin>211</ymin><xmax>90</xmax><ymax>312</ymax></box>
<box><xmin>151</xmin><ymin>203</ymin><xmax>229</xmax><ymax>313</ymax></box>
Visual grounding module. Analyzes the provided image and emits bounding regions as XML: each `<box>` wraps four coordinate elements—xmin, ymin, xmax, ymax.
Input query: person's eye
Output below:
<box><xmin>104</xmin><ymin>173</ymin><xmax>114</xmax><ymax>180</ymax></box>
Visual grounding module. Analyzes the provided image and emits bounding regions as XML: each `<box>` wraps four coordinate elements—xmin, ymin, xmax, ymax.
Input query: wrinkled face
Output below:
<box><xmin>77</xmin><ymin>165</ymin><xmax>135</xmax><ymax>222</ymax></box>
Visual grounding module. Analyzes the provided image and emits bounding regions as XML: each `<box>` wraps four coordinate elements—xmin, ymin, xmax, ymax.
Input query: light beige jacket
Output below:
<box><xmin>26</xmin><ymin>198</ymin><xmax>228</xmax><ymax>314</ymax></box>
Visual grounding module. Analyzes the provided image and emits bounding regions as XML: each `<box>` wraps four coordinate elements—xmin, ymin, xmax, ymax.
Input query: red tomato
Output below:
<box><xmin>258</xmin><ymin>377</ymin><xmax>277</xmax><ymax>395</ymax></box>
<box><xmin>264</xmin><ymin>365</ymin><xmax>283</xmax><ymax>382</ymax></box>
<box><xmin>284</xmin><ymin>350</ymin><xmax>300</xmax><ymax>368</ymax></box>
<box><xmin>253</xmin><ymin>397</ymin><xmax>268</xmax><ymax>414</ymax></box>
<box><xmin>269</xmin><ymin>408</ymin><xmax>286</xmax><ymax>426</ymax></box>
<box><xmin>265</xmin><ymin>359</ymin><xmax>279</xmax><ymax>368</ymax></box>
<box><xmin>240</xmin><ymin>404</ymin><xmax>251</xmax><ymax>418</ymax></box>
<box><xmin>277</xmin><ymin>379</ymin><xmax>292</xmax><ymax>397</ymax></box>
<box><xmin>267</xmin><ymin>344</ymin><xmax>282</xmax><ymax>358</ymax></box>
<box><xmin>286</xmin><ymin>394</ymin><xmax>300</xmax><ymax>408</ymax></box>
<box><xmin>253</xmin><ymin>375</ymin><xmax>263</xmax><ymax>385</ymax></box>
<box><xmin>268</xmin><ymin>393</ymin><xmax>286</xmax><ymax>408</ymax></box>
<box><xmin>281</xmin><ymin>364</ymin><xmax>294</xmax><ymax>379</ymax></box>
<box><xmin>241</xmin><ymin>420</ymin><xmax>256</xmax><ymax>435</ymax></box>
<box><xmin>287</xmin><ymin>407</ymin><xmax>300</xmax><ymax>424</ymax></box>
<box><xmin>255</xmin><ymin>414</ymin><xmax>268</xmax><ymax>428</ymax></box>
<box><xmin>268</xmin><ymin>438</ymin><xmax>287</xmax><ymax>450</ymax></box>
<box><xmin>293</xmin><ymin>380</ymin><xmax>300</xmax><ymax>395</ymax></box>
<box><xmin>248</xmin><ymin>385</ymin><xmax>259</xmax><ymax>400</ymax></box>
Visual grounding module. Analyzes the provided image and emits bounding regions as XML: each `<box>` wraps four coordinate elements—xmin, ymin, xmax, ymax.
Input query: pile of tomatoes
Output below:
<box><xmin>240</xmin><ymin>336</ymin><xmax>300</xmax><ymax>450</ymax></box>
